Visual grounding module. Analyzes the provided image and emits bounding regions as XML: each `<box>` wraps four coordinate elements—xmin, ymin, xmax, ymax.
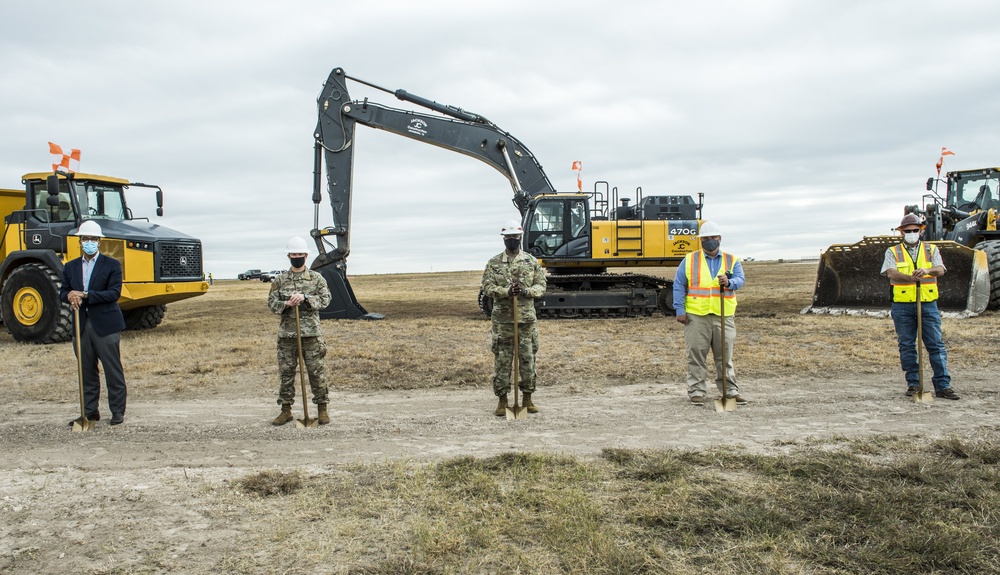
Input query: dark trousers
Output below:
<box><xmin>75</xmin><ymin>319</ymin><xmax>127</xmax><ymax>415</ymax></box>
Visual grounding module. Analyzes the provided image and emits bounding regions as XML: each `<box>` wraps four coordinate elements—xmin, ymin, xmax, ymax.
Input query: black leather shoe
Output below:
<box><xmin>935</xmin><ymin>389</ymin><xmax>961</xmax><ymax>400</ymax></box>
<box><xmin>110</xmin><ymin>412</ymin><xmax>125</xmax><ymax>425</ymax></box>
<box><xmin>68</xmin><ymin>413</ymin><xmax>100</xmax><ymax>427</ymax></box>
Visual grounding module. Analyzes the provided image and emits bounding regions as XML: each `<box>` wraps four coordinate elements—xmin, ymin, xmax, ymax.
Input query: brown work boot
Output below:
<box><xmin>317</xmin><ymin>404</ymin><xmax>330</xmax><ymax>425</ymax></box>
<box><xmin>271</xmin><ymin>404</ymin><xmax>293</xmax><ymax>426</ymax></box>
<box><xmin>522</xmin><ymin>392</ymin><xmax>538</xmax><ymax>414</ymax></box>
<box><xmin>494</xmin><ymin>394</ymin><xmax>509</xmax><ymax>417</ymax></box>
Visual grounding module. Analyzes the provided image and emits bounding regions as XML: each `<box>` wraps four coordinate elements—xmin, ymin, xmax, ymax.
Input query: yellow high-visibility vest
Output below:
<box><xmin>684</xmin><ymin>250</ymin><xmax>739</xmax><ymax>316</ymax></box>
<box><xmin>891</xmin><ymin>243</ymin><xmax>939</xmax><ymax>303</ymax></box>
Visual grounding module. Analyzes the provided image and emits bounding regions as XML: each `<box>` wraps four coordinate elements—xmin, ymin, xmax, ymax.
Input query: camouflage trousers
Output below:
<box><xmin>491</xmin><ymin>321</ymin><xmax>539</xmax><ymax>397</ymax></box>
<box><xmin>276</xmin><ymin>336</ymin><xmax>328</xmax><ymax>405</ymax></box>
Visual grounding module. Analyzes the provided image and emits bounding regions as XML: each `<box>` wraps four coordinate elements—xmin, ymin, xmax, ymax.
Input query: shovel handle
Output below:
<box><xmin>512</xmin><ymin>294</ymin><xmax>519</xmax><ymax>409</ymax></box>
<box><xmin>718</xmin><ymin>276</ymin><xmax>729</xmax><ymax>400</ymax></box>
<box><xmin>294</xmin><ymin>306</ymin><xmax>310</xmax><ymax>421</ymax></box>
<box><xmin>74</xmin><ymin>307</ymin><xmax>87</xmax><ymax>421</ymax></box>
<box><xmin>915</xmin><ymin>280</ymin><xmax>924</xmax><ymax>393</ymax></box>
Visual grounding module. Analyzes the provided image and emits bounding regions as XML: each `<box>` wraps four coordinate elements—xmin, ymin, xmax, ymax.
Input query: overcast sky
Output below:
<box><xmin>3</xmin><ymin>1</ymin><xmax>1000</xmax><ymax>278</ymax></box>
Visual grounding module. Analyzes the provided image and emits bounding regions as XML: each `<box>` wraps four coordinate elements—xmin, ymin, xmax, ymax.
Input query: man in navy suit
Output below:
<box><xmin>60</xmin><ymin>220</ymin><xmax>128</xmax><ymax>426</ymax></box>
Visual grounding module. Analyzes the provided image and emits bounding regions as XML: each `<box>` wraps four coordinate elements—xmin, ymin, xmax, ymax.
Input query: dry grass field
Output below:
<box><xmin>1</xmin><ymin>261</ymin><xmax>998</xmax><ymax>574</ymax></box>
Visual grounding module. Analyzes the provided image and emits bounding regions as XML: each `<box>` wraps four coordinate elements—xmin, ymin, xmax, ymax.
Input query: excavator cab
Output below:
<box><xmin>524</xmin><ymin>195</ymin><xmax>591</xmax><ymax>259</ymax></box>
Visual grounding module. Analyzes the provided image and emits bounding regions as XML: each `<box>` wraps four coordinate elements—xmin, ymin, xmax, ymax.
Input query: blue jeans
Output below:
<box><xmin>890</xmin><ymin>301</ymin><xmax>951</xmax><ymax>392</ymax></box>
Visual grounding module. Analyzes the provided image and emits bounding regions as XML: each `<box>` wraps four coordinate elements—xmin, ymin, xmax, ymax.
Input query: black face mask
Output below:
<box><xmin>289</xmin><ymin>256</ymin><xmax>306</xmax><ymax>268</ymax></box>
<box><xmin>701</xmin><ymin>239</ymin><xmax>720</xmax><ymax>252</ymax></box>
<box><xmin>504</xmin><ymin>237</ymin><xmax>521</xmax><ymax>251</ymax></box>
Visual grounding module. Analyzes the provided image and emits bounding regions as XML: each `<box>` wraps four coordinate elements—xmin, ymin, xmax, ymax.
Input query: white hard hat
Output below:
<box><xmin>74</xmin><ymin>220</ymin><xmax>104</xmax><ymax>238</ymax></box>
<box><xmin>285</xmin><ymin>236</ymin><xmax>310</xmax><ymax>254</ymax></box>
<box><xmin>698</xmin><ymin>221</ymin><xmax>722</xmax><ymax>237</ymax></box>
<box><xmin>500</xmin><ymin>219</ymin><xmax>524</xmax><ymax>236</ymax></box>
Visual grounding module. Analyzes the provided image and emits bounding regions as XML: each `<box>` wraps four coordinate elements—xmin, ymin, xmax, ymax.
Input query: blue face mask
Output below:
<box><xmin>82</xmin><ymin>241</ymin><xmax>99</xmax><ymax>255</ymax></box>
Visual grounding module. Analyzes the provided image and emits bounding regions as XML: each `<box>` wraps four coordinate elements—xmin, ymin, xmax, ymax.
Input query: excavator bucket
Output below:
<box><xmin>804</xmin><ymin>236</ymin><xmax>990</xmax><ymax>317</ymax></box>
<box><xmin>315</xmin><ymin>265</ymin><xmax>385</xmax><ymax>320</ymax></box>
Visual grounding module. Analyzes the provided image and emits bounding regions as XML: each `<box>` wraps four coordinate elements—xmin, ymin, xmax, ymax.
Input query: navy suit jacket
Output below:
<box><xmin>60</xmin><ymin>254</ymin><xmax>127</xmax><ymax>337</ymax></box>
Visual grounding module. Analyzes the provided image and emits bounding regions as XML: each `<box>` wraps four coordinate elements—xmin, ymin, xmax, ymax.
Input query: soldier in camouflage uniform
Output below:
<box><xmin>267</xmin><ymin>236</ymin><xmax>333</xmax><ymax>425</ymax></box>
<box><xmin>481</xmin><ymin>219</ymin><xmax>547</xmax><ymax>416</ymax></box>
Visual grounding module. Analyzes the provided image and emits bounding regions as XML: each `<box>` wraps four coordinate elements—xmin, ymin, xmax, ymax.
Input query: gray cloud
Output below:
<box><xmin>3</xmin><ymin>0</ymin><xmax>1000</xmax><ymax>278</ymax></box>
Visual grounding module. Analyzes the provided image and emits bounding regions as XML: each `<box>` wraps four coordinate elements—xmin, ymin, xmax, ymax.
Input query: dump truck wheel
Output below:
<box><xmin>0</xmin><ymin>262</ymin><xmax>72</xmax><ymax>343</ymax></box>
<box><xmin>973</xmin><ymin>240</ymin><xmax>1000</xmax><ymax>309</ymax></box>
<box><xmin>124</xmin><ymin>304</ymin><xmax>166</xmax><ymax>330</ymax></box>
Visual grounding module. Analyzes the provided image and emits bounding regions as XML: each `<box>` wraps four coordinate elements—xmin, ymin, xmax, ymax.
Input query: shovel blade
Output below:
<box><xmin>506</xmin><ymin>406</ymin><xmax>527</xmax><ymax>420</ymax></box>
<box><xmin>714</xmin><ymin>397</ymin><xmax>738</xmax><ymax>413</ymax></box>
<box><xmin>295</xmin><ymin>418</ymin><xmax>319</xmax><ymax>429</ymax></box>
<box><xmin>913</xmin><ymin>391</ymin><xmax>934</xmax><ymax>404</ymax></box>
<box><xmin>71</xmin><ymin>418</ymin><xmax>94</xmax><ymax>432</ymax></box>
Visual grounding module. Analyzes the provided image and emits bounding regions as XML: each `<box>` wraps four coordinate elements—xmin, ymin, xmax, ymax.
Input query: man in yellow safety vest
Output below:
<box><xmin>673</xmin><ymin>221</ymin><xmax>747</xmax><ymax>407</ymax></box>
<box><xmin>880</xmin><ymin>213</ymin><xmax>959</xmax><ymax>400</ymax></box>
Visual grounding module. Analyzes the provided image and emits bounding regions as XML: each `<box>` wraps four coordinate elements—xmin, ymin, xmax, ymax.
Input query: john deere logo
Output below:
<box><xmin>179</xmin><ymin>256</ymin><xmax>188</xmax><ymax>267</ymax></box>
<box><xmin>31</xmin><ymin>234</ymin><xmax>42</xmax><ymax>244</ymax></box>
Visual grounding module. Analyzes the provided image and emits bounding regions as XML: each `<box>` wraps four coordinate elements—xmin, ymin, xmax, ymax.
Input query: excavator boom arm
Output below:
<box><xmin>309</xmin><ymin>67</ymin><xmax>557</xmax><ymax>319</ymax></box>
<box><xmin>313</xmin><ymin>67</ymin><xmax>555</xmax><ymax>261</ymax></box>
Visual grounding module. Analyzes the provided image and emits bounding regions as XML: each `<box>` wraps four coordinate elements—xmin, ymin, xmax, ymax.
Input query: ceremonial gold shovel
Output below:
<box><xmin>71</xmin><ymin>307</ymin><xmax>94</xmax><ymax>432</ymax></box>
<box><xmin>294</xmin><ymin>306</ymin><xmax>319</xmax><ymax>428</ymax></box>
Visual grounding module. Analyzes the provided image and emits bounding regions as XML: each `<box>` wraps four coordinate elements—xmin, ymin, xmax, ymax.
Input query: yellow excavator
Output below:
<box><xmin>807</xmin><ymin>166</ymin><xmax>998</xmax><ymax>316</ymax></box>
<box><xmin>310</xmin><ymin>67</ymin><xmax>706</xmax><ymax>319</ymax></box>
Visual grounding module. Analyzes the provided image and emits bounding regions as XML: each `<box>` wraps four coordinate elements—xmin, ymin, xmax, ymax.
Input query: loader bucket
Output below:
<box><xmin>805</xmin><ymin>236</ymin><xmax>990</xmax><ymax>316</ymax></box>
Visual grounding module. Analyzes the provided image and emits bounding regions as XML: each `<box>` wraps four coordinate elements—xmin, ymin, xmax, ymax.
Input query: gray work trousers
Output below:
<box><xmin>684</xmin><ymin>312</ymin><xmax>740</xmax><ymax>398</ymax></box>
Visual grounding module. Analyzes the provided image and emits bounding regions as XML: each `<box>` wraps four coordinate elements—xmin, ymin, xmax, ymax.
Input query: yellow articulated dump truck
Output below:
<box><xmin>807</xmin><ymin>166</ymin><xmax>999</xmax><ymax>317</ymax></box>
<box><xmin>1</xmin><ymin>172</ymin><xmax>208</xmax><ymax>343</ymax></box>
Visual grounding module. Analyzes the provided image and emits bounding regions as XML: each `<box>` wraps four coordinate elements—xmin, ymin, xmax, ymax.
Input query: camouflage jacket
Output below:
<box><xmin>267</xmin><ymin>269</ymin><xmax>332</xmax><ymax>338</ymax></box>
<box><xmin>481</xmin><ymin>250</ymin><xmax>547</xmax><ymax>323</ymax></box>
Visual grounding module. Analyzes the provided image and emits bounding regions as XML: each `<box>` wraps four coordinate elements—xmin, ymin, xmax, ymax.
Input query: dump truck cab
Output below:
<box><xmin>1</xmin><ymin>171</ymin><xmax>208</xmax><ymax>343</ymax></box>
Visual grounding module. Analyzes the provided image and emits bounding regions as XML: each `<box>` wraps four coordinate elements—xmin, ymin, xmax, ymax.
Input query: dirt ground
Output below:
<box><xmin>2</xmin><ymin>368</ymin><xmax>998</xmax><ymax>573</ymax></box>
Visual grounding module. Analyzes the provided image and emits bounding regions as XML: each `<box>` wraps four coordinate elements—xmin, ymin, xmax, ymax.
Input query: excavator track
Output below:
<box><xmin>480</xmin><ymin>273</ymin><xmax>674</xmax><ymax>319</ymax></box>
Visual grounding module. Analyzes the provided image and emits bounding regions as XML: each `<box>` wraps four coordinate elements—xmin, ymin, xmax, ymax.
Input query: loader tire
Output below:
<box><xmin>1</xmin><ymin>262</ymin><xmax>73</xmax><ymax>344</ymax></box>
<box><xmin>973</xmin><ymin>240</ymin><xmax>1000</xmax><ymax>310</ymax></box>
<box><xmin>124</xmin><ymin>304</ymin><xmax>166</xmax><ymax>330</ymax></box>
<box><xmin>478</xmin><ymin>289</ymin><xmax>493</xmax><ymax>319</ymax></box>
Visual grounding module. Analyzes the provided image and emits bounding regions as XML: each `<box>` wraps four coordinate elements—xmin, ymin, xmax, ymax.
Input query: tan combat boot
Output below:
<box><xmin>494</xmin><ymin>394</ymin><xmax>509</xmax><ymax>417</ymax></box>
<box><xmin>271</xmin><ymin>404</ymin><xmax>293</xmax><ymax>426</ymax></box>
<box><xmin>317</xmin><ymin>404</ymin><xmax>330</xmax><ymax>425</ymax></box>
<box><xmin>522</xmin><ymin>392</ymin><xmax>538</xmax><ymax>414</ymax></box>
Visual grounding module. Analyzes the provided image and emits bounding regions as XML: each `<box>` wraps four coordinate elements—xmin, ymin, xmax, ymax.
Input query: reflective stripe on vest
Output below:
<box><xmin>891</xmin><ymin>243</ymin><xmax>938</xmax><ymax>303</ymax></box>
<box><xmin>684</xmin><ymin>250</ymin><xmax>738</xmax><ymax>316</ymax></box>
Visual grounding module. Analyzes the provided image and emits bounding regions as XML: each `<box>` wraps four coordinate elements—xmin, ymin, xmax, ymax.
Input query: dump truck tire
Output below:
<box><xmin>1</xmin><ymin>262</ymin><xmax>72</xmax><ymax>343</ymax></box>
<box><xmin>973</xmin><ymin>240</ymin><xmax>1000</xmax><ymax>310</ymax></box>
<box><xmin>124</xmin><ymin>304</ymin><xmax>167</xmax><ymax>330</ymax></box>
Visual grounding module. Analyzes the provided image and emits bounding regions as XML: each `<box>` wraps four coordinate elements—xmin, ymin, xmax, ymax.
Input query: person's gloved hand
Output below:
<box><xmin>508</xmin><ymin>283</ymin><xmax>523</xmax><ymax>296</ymax></box>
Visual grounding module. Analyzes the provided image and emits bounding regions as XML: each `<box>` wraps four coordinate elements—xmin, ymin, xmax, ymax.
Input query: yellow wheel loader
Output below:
<box><xmin>807</xmin><ymin>167</ymin><xmax>999</xmax><ymax>316</ymax></box>
<box><xmin>1</xmin><ymin>172</ymin><xmax>208</xmax><ymax>343</ymax></box>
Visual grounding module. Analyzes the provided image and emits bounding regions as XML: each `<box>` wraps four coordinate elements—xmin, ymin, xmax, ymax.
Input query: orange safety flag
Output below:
<box><xmin>572</xmin><ymin>160</ymin><xmax>582</xmax><ymax>191</ymax></box>
<box><xmin>935</xmin><ymin>147</ymin><xmax>955</xmax><ymax>176</ymax></box>
<box><xmin>49</xmin><ymin>142</ymin><xmax>81</xmax><ymax>173</ymax></box>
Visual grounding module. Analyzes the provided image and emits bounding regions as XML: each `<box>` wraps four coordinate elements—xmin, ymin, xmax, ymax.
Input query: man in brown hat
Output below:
<box><xmin>880</xmin><ymin>213</ymin><xmax>959</xmax><ymax>399</ymax></box>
